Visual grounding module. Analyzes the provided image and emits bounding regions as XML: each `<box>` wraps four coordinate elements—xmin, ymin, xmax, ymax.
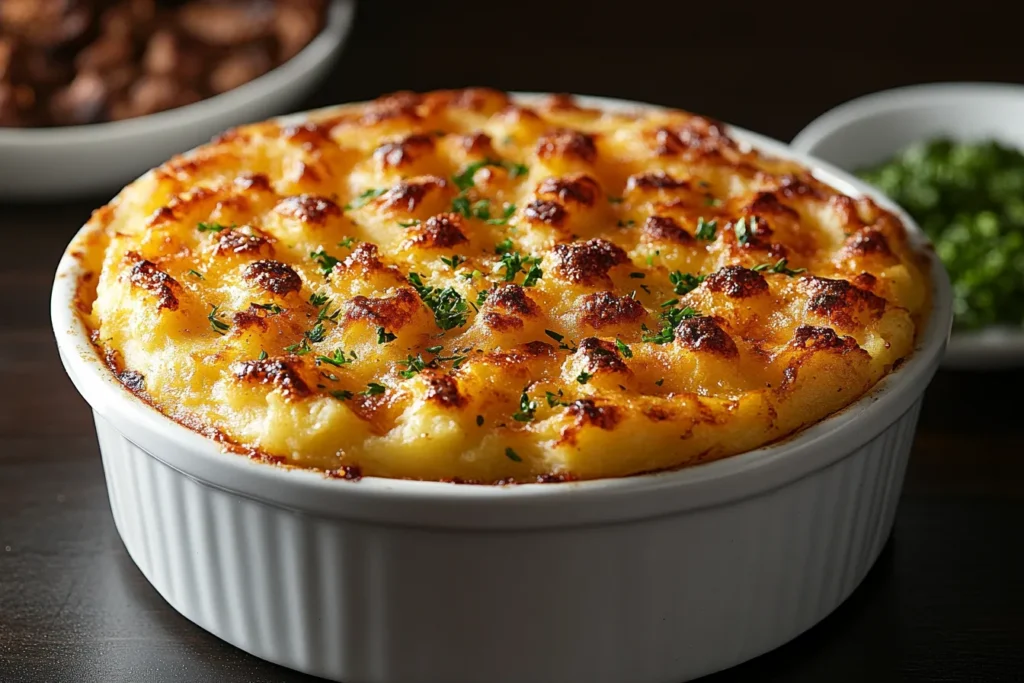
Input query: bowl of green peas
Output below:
<box><xmin>793</xmin><ymin>82</ymin><xmax>1024</xmax><ymax>369</ymax></box>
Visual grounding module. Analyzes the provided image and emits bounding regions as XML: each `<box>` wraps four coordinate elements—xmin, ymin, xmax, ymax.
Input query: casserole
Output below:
<box><xmin>52</xmin><ymin>94</ymin><xmax>953</xmax><ymax>683</ymax></box>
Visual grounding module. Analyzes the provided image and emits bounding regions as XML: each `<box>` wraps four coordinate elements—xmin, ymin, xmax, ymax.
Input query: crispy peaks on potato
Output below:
<box><xmin>79</xmin><ymin>89</ymin><xmax>929</xmax><ymax>483</ymax></box>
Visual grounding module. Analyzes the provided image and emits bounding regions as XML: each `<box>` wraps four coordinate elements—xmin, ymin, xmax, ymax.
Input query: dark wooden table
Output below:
<box><xmin>2</xmin><ymin>2</ymin><xmax>1023</xmax><ymax>681</ymax></box>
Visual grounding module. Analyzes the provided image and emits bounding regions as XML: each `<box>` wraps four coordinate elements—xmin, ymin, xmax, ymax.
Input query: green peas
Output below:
<box><xmin>858</xmin><ymin>139</ymin><xmax>1024</xmax><ymax>330</ymax></box>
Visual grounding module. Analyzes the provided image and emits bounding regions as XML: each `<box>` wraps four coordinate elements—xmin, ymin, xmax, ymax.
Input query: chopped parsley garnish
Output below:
<box><xmin>197</xmin><ymin>221</ymin><xmax>228</xmax><ymax>233</ymax></box>
<box><xmin>258</xmin><ymin>349</ymin><xmax>268</xmax><ymax>361</ymax></box>
<box><xmin>407</xmin><ymin>272</ymin><xmax>469</xmax><ymax>330</ymax></box>
<box><xmin>669</xmin><ymin>271</ymin><xmax>706</xmax><ymax>295</ymax></box>
<box><xmin>499</xmin><ymin>250</ymin><xmax>542</xmax><ymax>285</ymax></box>
<box><xmin>252</xmin><ymin>302</ymin><xmax>284</xmax><ymax>315</ymax></box>
<box><xmin>305</xmin><ymin>323</ymin><xmax>328</xmax><ymax>343</ymax></box>
<box><xmin>629</xmin><ymin>272</ymin><xmax>645</xmax><ymax>279</ymax></box>
<box><xmin>607</xmin><ymin>195</ymin><xmax>624</xmax><ymax>204</ymax></box>
<box><xmin>475</xmin><ymin>289</ymin><xmax>489</xmax><ymax>308</ymax></box>
<box><xmin>576</xmin><ymin>371</ymin><xmax>592</xmax><ymax>385</ymax></box>
<box><xmin>641</xmin><ymin>305</ymin><xmax>700</xmax><ymax>344</ymax></box>
<box><xmin>310</xmin><ymin>248</ymin><xmax>341</xmax><ymax>276</ymax></box>
<box><xmin>512</xmin><ymin>389</ymin><xmax>538</xmax><ymax>422</ymax></box>
<box><xmin>398</xmin><ymin>354</ymin><xmax>428</xmax><ymax>379</ymax></box>
<box><xmin>398</xmin><ymin>219</ymin><xmax>421</xmax><ymax>228</ymax></box>
<box><xmin>476</xmin><ymin>414</ymin><xmax>484</xmax><ymax>426</ymax></box>
<box><xmin>544</xmin><ymin>329</ymin><xmax>578</xmax><ymax>351</ymax></box>
<box><xmin>187</xmin><ymin>269</ymin><xmax>204</xmax><ymax>279</ymax></box>
<box><xmin>376</xmin><ymin>327</ymin><xmax>397</xmax><ymax>344</ymax></box>
<box><xmin>338</xmin><ymin>236</ymin><xmax>356</xmax><ymax>249</ymax></box>
<box><xmin>546</xmin><ymin>390</ymin><xmax>569</xmax><ymax>407</ymax></box>
<box><xmin>486</xmin><ymin>203</ymin><xmax>517</xmax><ymax>225</ymax></box>
<box><xmin>495</xmin><ymin>238</ymin><xmax>514</xmax><ymax>254</ymax></box>
<box><xmin>617</xmin><ymin>219</ymin><xmax>636</xmax><ymax>228</ymax></box>
<box><xmin>345</xmin><ymin>188</ymin><xmax>386</xmax><ymax>210</ymax></box>
<box><xmin>361</xmin><ymin>383</ymin><xmax>387</xmax><ymax>396</ymax></box>
<box><xmin>285</xmin><ymin>339</ymin><xmax>311</xmax><ymax>355</ymax></box>
<box><xmin>704</xmin><ymin>196</ymin><xmax>721</xmax><ymax>207</ymax></box>
<box><xmin>752</xmin><ymin>258</ymin><xmax>807</xmax><ymax>276</ymax></box>
<box><xmin>521</xmin><ymin>262</ymin><xmax>543</xmax><ymax>287</ymax></box>
<box><xmin>615</xmin><ymin>338</ymin><xmax>633</xmax><ymax>358</ymax></box>
<box><xmin>471</xmin><ymin>199</ymin><xmax>493</xmax><ymax>220</ymax></box>
<box><xmin>733</xmin><ymin>217</ymin><xmax>753</xmax><ymax>245</ymax></box>
<box><xmin>655</xmin><ymin>378</ymin><xmax>665</xmax><ymax>386</ymax></box>
<box><xmin>646</xmin><ymin>249</ymin><xmax>661</xmax><ymax>266</ymax></box>
<box><xmin>425</xmin><ymin>345</ymin><xmax>443</xmax><ymax>354</ymax></box>
<box><xmin>451</xmin><ymin>194</ymin><xmax>472</xmax><ymax>217</ymax></box>
<box><xmin>441</xmin><ymin>254</ymin><xmax>465</xmax><ymax>269</ymax></box>
<box><xmin>208</xmin><ymin>304</ymin><xmax>230</xmax><ymax>334</ymax></box>
<box><xmin>315</xmin><ymin>298</ymin><xmax>340</xmax><ymax>323</ymax></box>
<box><xmin>309</xmin><ymin>292</ymin><xmax>329</xmax><ymax>307</ymax></box>
<box><xmin>452</xmin><ymin>159</ymin><xmax>528</xmax><ymax>191</ymax></box>
<box><xmin>695</xmin><ymin>217</ymin><xmax>718</xmax><ymax>241</ymax></box>
<box><xmin>504</xmin><ymin>447</ymin><xmax>522</xmax><ymax>462</ymax></box>
<box><xmin>330</xmin><ymin>390</ymin><xmax>353</xmax><ymax>400</ymax></box>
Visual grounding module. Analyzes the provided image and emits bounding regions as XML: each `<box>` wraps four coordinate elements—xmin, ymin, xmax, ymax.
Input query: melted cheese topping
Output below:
<box><xmin>77</xmin><ymin>88</ymin><xmax>930</xmax><ymax>483</ymax></box>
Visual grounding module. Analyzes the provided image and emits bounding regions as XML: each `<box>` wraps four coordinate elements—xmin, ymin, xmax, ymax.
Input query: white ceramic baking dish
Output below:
<box><xmin>51</xmin><ymin>95</ymin><xmax>953</xmax><ymax>683</ymax></box>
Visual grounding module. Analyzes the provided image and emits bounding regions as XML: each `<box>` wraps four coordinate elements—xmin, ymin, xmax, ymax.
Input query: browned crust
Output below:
<box><xmin>579</xmin><ymin>291</ymin><xmax>646</xmax><ymax>329</ymax></box>
<box><xmin>274</xmin><ymin>195</ymin><xmax>342</xmax><ymax>225</ymax></box>
<box><xmin>232</xmin><ymin>357</ymin><xmax>312</xmax><ymax>399</ymax></box>
<box><xmin>536</xmin><ymin>128</ymin><xmax>597</xmax><ymax>163</ymax></box>
<box><xmin>523</xmin><ymin>199</ymin><xmax>567</xmax><ymax>226</ymax></box>
<box><xmin>125</xmin><ymin>253</ymin><xmax>180</xmax><ymax>311</ymax></box>
<box><xmin>577</xmin><ymin>337</ymin><xmax>629</xmax><ymax>374</ymax></box>
<box><xmin>381</xmin><ymin>176</ymin><xmax>448</xmax><ymax>212</ymax></box>
<box><xmin>243</xmin><ymin>260</ymin><xmax>302</xmax><ymax>296</ymax></box>
<box><xmin>345</xmin><ymin>288</ymin><xmax>421</xmax><ymax>330</ymax></box>
<box><xmin>552</xmin><ymin>238</ymin><xmax>628</xmax><ymax>284</ymax></box>
<box><xmin>801</xmin><ymin>276</ymin><xmax>885</xmax><ymax>329</ymax></box>
<box><xmin>642</xmin><ymin>215</ymin><xmax>693</xmax><ymax>244</ymax></box>
<box><xmin>675</xmin><ymin>316</ymin><xmax>739</xmax><ymax>357</ymax></box>
<box><xmin>626</xmin><ymin>171</ymin><xmax>688</xmax><ymax>192</ymax></box>
<box><xmin>486</xmin><ymin>283</ymin><xmax>540</xmax><ymax>316</ymax></box>
<box><xmin>406</xmin><ymin>213</ymin><xmax>469</xmax><ymax>249</ymax></box>
<box><xmin>790</xmin><ymin>325</ymin><xmax>862</xmax><ymax>353</ymax></box>
<box><xmin>536</xmin><ymin>174</ymin><xmax>600</xmax><ymax>206</ymax></box>
<box><xmin>421</xmin><ymin>371</ymin><xmax>467</xmax><ymax>408</ymax></box>
<box><xmin>703</xmin><ymin>265</ymin><xmax>769</xmax><ymax>298</ymax></box>
<box><xmin>374</xmin><ymin>133</ymin><xmax>436</xmax><ymax>168</ymax></box>
<box><xmin>214</xmin><ymin>227</ymin><xmax>273</xmax><ymax>256</ymax></box>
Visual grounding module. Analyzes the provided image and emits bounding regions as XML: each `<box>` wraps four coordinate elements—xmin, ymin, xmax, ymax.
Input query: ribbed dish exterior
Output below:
<box><xmin>95</xmin><ymin>396</ymin><xmax>921</xmax><ymax>683</ymax></box>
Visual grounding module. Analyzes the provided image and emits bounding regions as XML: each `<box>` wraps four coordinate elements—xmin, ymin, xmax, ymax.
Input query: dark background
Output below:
<box><xmin>2</xmin><ymin>1</ymin><xmax>1023</xmax><ymax>681</ymax></box>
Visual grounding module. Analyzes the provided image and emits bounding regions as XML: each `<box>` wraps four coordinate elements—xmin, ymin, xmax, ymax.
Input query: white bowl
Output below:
<box><xmin>791</xmin><ymin>82</ymin><xmax>1024</xmax><ymax>370</ymax></box>
<box><xmin>51</xmin><ymin>94</ymin><xmax>953</xmax><ymax>683</ymax></box>
<box><xmin>0</xmin><ymin>0</ymin><xmax>355</xmax><ymax>202</ymax></box>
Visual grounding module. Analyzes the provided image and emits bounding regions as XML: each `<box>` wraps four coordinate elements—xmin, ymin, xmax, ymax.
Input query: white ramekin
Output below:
<box><xmin>52</xmin><ymin>95</ymin><xmax>953</xmax><ymax>683</ymax></box>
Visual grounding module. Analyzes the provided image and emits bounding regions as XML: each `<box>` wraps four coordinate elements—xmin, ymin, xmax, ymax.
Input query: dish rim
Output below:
<box><xmin>50</xmin><ymin>92</ymin><xmax>953</xmax><ymax>522</ymax></box>
<box><xmin>790</xmin><ymin>80</ymin><xmax>1024</xmax><ymax>369</ymax></box>
<box><xmin>0</xmin><ymin>0</ymin><xmax>356</xmax><ymax>147</ymax></box>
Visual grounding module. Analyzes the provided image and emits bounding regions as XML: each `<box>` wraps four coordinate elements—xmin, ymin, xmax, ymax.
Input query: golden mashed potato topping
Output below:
<box><xmin>76</xmin><ymin>88</ymin><xmax>930</xmax><ymax>483</ymax></box>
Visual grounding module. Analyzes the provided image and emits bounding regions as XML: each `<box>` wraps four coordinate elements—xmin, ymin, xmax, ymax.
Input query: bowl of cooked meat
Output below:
<box><xmin>0</xmin><ymin>0</ymin><xmax>355</xmax><ymax>200</ymax></box>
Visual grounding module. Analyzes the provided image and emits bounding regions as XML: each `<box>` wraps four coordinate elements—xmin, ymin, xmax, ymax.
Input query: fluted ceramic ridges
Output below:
<box><xmin>96</xmin><ymin>398</ymin><xmax>921</xmax><ymax>683</ymax></box>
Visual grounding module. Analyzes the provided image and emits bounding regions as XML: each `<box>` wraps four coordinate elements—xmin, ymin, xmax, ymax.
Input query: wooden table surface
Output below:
<box><xmin>2</xmin><ymin>2</ymin><xmax>1023</xmax><ymax>681</ymax></box>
